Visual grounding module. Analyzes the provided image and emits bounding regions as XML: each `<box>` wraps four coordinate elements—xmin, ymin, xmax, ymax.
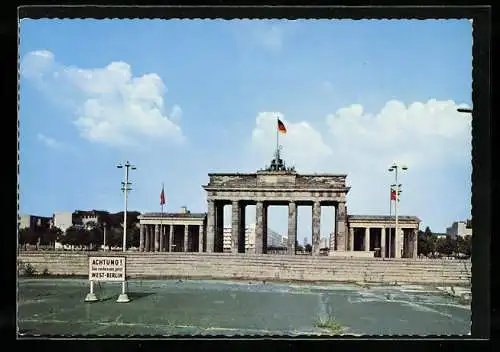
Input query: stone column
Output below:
<box><xmin>184</xmin><ymin>225</ymin><xmax>189</xmax><ymax>252</ymax></box>
<box><xmin>215</xmin><ymin>203</ymin><xmax>224</xmax><ymax>252</ymax></box>
<box><xmin>349</xmin><ymin>227</ymin><xmax>354</xmax><ymax>251</ymax></box>
<box><xmin>199</xmin><ymin>224</ymin><xmax>204</xmax><ymax>252</ymax></box>
<box><xmin>154</xmin><ymin>224</ymin><xmax>160</xmax><ymax>252</ymax></box>
<box><xmin>239</xmin><ymin>203</ymin><xmax>246</xmax><ymax>253</ymax></box>
<box><xmin>312</xmin><ymin>201</ymin><xmax>321</xmax><ymax>256</ymax></box>
<box><xmin>381</xmin><ymin>227</ymin><xmax>386</xmax><ymax>258</ymax></box>
<box><xmin>159</xmin><ymin>225</ymin><xmax>164</xmax><ymax>252</ymax></box>
<box><xmin>364</xmin><ymin>227</ymin><xmax>370</xmax><ymax>251</ymax></box>
<box><xmin>231</xmin><ymin>200</ymin><xmax>240</xmax><ymax>254</ymax></box>
<box><xmin>206</xmin><ymin>200</ymin><xmax>215</xmax><ymax>253</ymax></box>
<box><xmin>287</xmin><ymin>201</ymin><xmax>297</xmax><ymax>255</ymax></box>
<box><xmin>395</xmin><ymin>228</ymin><xmax>402</xmax><ymax>258</ymax></box>
<box><xmin>413</xmin><ymin>229</ymin><xmax>418</xmax><ymax>259</ymax></box>
<box><xmin>139</xmin><ymin>224</ymin><xmax>145</xmax><ymax>252</ymax></box>
<box><xmin>336</xmin><ymin>202</ymin><xmax>347</xmax><ymax>251</ymax></box>
<box><xmin>169</xmin><ymin>225</ymin><xmax>174</xmax><ymax>252</ymax></box>
<box><xmin>403</xmin><ymin>229</ymin><xmax>409</xmax><ymax>258</ymax></box>
<box><xmin>145</xmin><ymin>225</ymin><xmax>150</xmax><ymax>252</ymax></box>
<box><xmin>255</xmin><ymin>201</ymin><xmax>264</xmax><ymax>255</ymax></box>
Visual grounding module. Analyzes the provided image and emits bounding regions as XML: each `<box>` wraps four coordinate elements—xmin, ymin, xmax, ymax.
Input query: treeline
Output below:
<box><xmin>18</xmin><ymin>211</ymin><xmax>142</xmax><ymax>250</ymax></box>
<box><xmin>418</xmin><ymin>227</ymin><xmax>471</xmax><ymax>259</ymax></box>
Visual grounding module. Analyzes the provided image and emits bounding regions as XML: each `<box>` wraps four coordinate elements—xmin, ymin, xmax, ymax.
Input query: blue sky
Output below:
<box><xmin>19</xmin><ymin>19</ymin><xmax>472</xmax><ymax>241</ymax></box>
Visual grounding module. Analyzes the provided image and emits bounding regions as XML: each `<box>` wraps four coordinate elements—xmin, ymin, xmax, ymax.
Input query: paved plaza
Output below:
<box><xmin>18</xmin><ymin>278</ymin><xmax>470</xmax><ymax>336</ymax></box>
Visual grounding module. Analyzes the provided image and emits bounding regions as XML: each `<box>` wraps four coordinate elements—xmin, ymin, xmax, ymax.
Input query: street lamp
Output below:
<box><xmin>116</xmin><ymin>160</ymin><xmax>136</xmax><ymax>303</ymax></box>
<box><xmin>457</xmin><ymin>108</ymin><xmax>473</xmax><ymax>114</ymax></box>
<box><xmin>102</xmin><ymin>221</ymin><xmax>107</xmax><ymax>251</ymax></box>
<box><xmin>388</xmin><ymin>163</ymin><xmax>408</xmax><ymax>258</ymax></box>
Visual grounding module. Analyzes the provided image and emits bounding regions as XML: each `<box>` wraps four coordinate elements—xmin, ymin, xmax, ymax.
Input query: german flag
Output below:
<box><xmin>277</xmin><ymin>118</ymin><xmax>287</xmax><ymax>134</ymax></box>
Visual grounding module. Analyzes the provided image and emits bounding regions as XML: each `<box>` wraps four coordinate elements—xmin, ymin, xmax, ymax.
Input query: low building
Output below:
<box><xmin>343</xmin><ymin>215</ymin><xmax>421</xmax><ymax>259</ymax></box>
<box><xmin>138</xmin><ymin>207</ymin><xmax>206</xmax><ymax>252</ymax></box>
<box><xmin>446</xmin><ymin>220</ymin><xmax>472</xmax><ymax>239</ymax></box>
<box><xmin>73</xmin><ymin>210</ymin><xmax>108</xmax><ymax>226</ymax></box>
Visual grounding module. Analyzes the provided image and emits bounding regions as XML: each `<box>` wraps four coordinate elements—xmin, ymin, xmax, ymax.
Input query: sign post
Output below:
<box><xmin>85</xmin><ymin>256</ymin><xmax>127</xmax><ymax>302</ymax></box>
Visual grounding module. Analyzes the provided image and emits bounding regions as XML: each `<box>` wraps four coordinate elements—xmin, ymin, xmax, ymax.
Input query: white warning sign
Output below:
<box><xmin>88</xmin><ymin>256</ymin><xmax>126</xmax><ymax>282</ymax></box>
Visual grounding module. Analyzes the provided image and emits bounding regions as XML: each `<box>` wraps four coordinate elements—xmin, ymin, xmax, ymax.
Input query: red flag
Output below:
<box><xmin>160</xmin><ymin>185</ymin><xmax>166</xmax><ymax>205</ymax></box>
<box><xmin>277</xmin><ymin>118</ymin><xmax>287</xmax><ymax>134</ymax></box>
<box><xmin>390</xmin><ymin>189</ymin><xmax>397</xmax><ymax>201</ymax></box>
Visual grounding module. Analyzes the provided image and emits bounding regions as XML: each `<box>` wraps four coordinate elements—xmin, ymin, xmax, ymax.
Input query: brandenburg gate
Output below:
<box><xmin>138</xmin><ymin>154</ymin><xmax>420</xmax><ymax>258</ymax></box>
<box><xmin>202</xmin><ymin>155</ymin><xmax>350</xmax><ymax>255</ymax></box>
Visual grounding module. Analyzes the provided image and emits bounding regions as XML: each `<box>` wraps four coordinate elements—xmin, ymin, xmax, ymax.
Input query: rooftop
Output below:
<box><xmin>139</xmin><ymin>212</ymin><xmax>207</xmax><ymax>219</ymax></box>
<box><xmin>348</xmin><ymin>215</ymin><xmax>421</xmax><ymax>223</ymax></box>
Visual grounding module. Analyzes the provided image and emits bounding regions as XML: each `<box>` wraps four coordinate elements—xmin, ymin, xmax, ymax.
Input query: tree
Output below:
<box><xmin>418</xmin><ymin>226</ymin><xmax>438</xmax><ymax>257</ymax></box>
<box><xmin>305</xmin><ymin>244</ymin><xmax>312</xmax><ymax>253</ymax></box>
<box><xmin>18</xmin><ymin>228</ymin><xmax>39</xmax><ymax>249</ymax></box>
<box><xmin>127</xmin><ymin>226</ymin><xmax>140</xmax><ymax>248</ymax></box>
<box><xmin>457</xmin><ymin>235</ymin><xmax>472</xmax><ymax>258</ymax></box>
<box><xmin>436</xmin><ymin>236</ymin><xmax>455</xmax><ymax>256</ymax></box>
<box><xmin>60</xmin><ymin>225</ymin><xmax>88</xmax><ymax>249</ymax></box>
<box><xmin>88</xmin><ymin>226</ymin><xmax>104</xmax><ymax>250</ymax></box>
<box><xmin>39</xmin><ymin>227</ymin><xmax>62</xmax><ymax>247</ymax></box>
<box><xmin>107</xmin><ymin>226</ymin><xmax>124</xmax><ymax>248</ymax></box>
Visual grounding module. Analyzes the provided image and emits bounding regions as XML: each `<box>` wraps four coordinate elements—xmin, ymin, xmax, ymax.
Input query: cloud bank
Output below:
<box><xmin>250</xmin><ymin>99</ymin><xmax>472</xmax><ymax>231</ymax></box>
<box><xmin>21</xmin><ymin>50</ymin><xmax>185</xmax><ymax>148</ymax></box>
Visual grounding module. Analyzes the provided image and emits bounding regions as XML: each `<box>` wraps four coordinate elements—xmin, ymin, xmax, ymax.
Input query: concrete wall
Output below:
<box><xmin>17</xmin><ymin>252</ymin><xmax>472</xmax><ymax>286</ymax></box>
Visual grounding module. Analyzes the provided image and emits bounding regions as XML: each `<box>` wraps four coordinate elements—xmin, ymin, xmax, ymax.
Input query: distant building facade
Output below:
<box><xmin>320</xmin><ymin>237</ymin><xmax>328</xmax><ymax>249</ymax></box>
<box><xmin>53</xmin><ymin>212</ymin><xmax>75</xmax><ymax>232</ymax></box>
<box><xmin>19</xmin><ymin>215</ymin><xmax>52</xmax><ymax>231</ymax></box>
<box><xmin>223</xmin><ymin>224</ymin><xmax>286</xmax><ymax>252</ymax></box>
<box><xmin>329</xmin><ymin>232</ymin><xmax>335</xmax><ymax>249</ymax></box>
<box><xmin>446</xmin><ymin>220</ymin><xmax>472</xmax><ymax>239</ymax></box>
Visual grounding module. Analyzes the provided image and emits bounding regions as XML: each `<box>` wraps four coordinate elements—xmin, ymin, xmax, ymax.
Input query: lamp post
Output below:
<box><xmin>388</xmin><ymin>163</ymin><xmax>408</xmax><ymax>258</ymax></box>
<box><xmin>102</xmin><ymin>221</ymin><xmax>107</xmax><ymax>251</ymax></box>
<box><xmin>116</xmin><ymin>160</ymin><xmax>136</xmax><ymax>303</ymax></box>
<box><xmin>457</xmin><ymin>108</ymin><xmax>473</xmax><ymax>114</ymax></box>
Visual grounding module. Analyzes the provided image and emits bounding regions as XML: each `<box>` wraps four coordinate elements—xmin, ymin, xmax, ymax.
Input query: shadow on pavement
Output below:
<box><xmin>126</xmin><ymin>291</ymin><xmax>155</xmax><ymax>301</ymax></box>
<box><xmin>97</xmin><ymin>291</ymin><xmax>155</xmax><ymax>302</ymax></box>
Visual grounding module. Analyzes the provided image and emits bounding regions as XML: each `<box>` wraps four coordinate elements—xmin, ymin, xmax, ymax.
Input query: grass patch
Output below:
<box><xmin>22</xmin><ymin>263</ymin><xmax>37</xmax><ymax>277</ymax></box>
<box><xmin>314</xmin><ymin>316</ymin><xmax>344</xmax><ymax>335</ymax></box>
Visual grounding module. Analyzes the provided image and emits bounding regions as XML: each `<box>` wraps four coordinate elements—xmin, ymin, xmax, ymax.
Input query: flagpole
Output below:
<box><xmin>389</xmin><ymin>187</ymin><xmax>392</xmax><ymax>258</ymax></box>
<box><xmin>276</xmin><ymin>115</ymin><xmax>279</xmax><ymax>161</ymax></box>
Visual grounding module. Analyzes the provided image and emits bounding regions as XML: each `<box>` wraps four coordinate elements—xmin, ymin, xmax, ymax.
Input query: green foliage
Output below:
<box><xmin>305</xmin><ymin>244</ymin><xmax>312</xmax><ymax>253</ymax></box>
<box><xmin>21</xmin><ymin>211</ymin><xmax>143</xmax><ymax>251</ymax></box>
<box><xmin>60</xmin><ymin>226</ymin><xmax>87</xmax><ymax>247</ymax></box>
<box><xmin>127</xmin><ymin>226</ymin><xmax>140</xmax><ymax>248</ymax></box>
<box><xmin>18</xmin><ymin>228</ymin><xmax>39</xmax><ymax>246</ymax></box>
<box><xmin>23</xmin><ymin>263</ymin><xmax>37</xmax><ymax>276</ymax></box>
<box><xmin>314</xmin><ymin>316</ymin><xmax>344</xmax><ymax>334</ymax></box>
<box><xmin>418</xmin><ymin>227</ymin><xmax>471</xmax><ymax>258</ymax></box>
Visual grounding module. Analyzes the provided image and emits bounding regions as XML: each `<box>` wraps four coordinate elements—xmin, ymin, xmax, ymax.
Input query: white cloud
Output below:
<box><xmin>326</xmin><ymin>99</ymin><xmax>472</xmax><ymax>171</ymax></box>
<box><xmin>37</xmin><ymin>133</ymin><xmax>62</xmax><ymax>149</ymax></box>
<box><xmin>251</xmin><ymin>112</ymin><xmax>333</xmax><ymax>172</ymax></box>
<box><xmin>21</xmin><ymin>50</ymin><xmax>185</xmax><ymax>148</ymax></box>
